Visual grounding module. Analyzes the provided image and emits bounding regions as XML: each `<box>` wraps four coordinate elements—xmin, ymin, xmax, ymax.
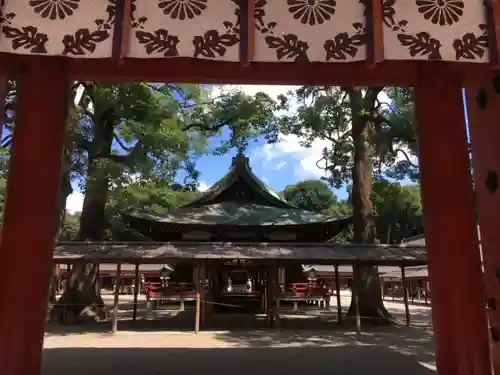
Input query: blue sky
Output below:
<box><xmin>65</xmin><ymin>85</ymin><xmax>412</xmax><ymax>212</ymax></box>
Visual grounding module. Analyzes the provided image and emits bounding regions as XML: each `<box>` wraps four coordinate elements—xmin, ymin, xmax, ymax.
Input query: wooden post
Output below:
<box><xmin>0</xmin><ymin>58</ymin><xmax>70</xmax><ymax>375</ymax></box>
<box><xmin>266</xmin><ymin>266</ymin><xmax>275</xmax><ymax>325</ymax></box>
<box><xmin>263</xmin><ymin>279</ymin><xmax>268</xmax><ymax>313</ymax></box>
<box><xmin>380</xmin><ymin>277</ymin><xmax>384</xmax><ymax>301</ymax></box>
<box><xmin>199</xmin><ymin>264</ymin><xmax>206</xmax><ymax>326</ymax></box>
<box><xmin>409</xmin><ymin>280</ymin><xmax>414</xmax><ymax>303</ymax></box>
<box><xmin>334</xmin><ymin>264</ymin><xmax>342</xmax><ymax>324</ymax></box>
<box><xmin>416</xmin><ymin>69</ymin><xmax>491</xmax><ymax>375</ymax></box>
<box><xmin>195</xmin><ymin>291</ymin><xmax>201</xmax><ymax>333</ymax></box>
<box><xmin>275</xmin><ymin>288</ymin><xmax>280</xmax><ymax>326</ymax></box>
<box><xmin>132</xmin><ymin>263</ymin><xmax>140</xmax><ymax>324</ymax></box>
<box><xmin>424</xmin><ymin>281</ymin><xmax>429</xmax><ymax>305</ymax></box>
<box><xmin>49</xmin><ymin>264</ymin><xmax>58</xmax><ymax>303</ymax></box>
<box><xmin>112</xmin><ymin>264</ymin><xmax>121</xmax><ymax>334</ymax></box>
<box><xmin>274</xmin><ymin>263</ymin><xmax>280</xmax><ymax>326</ymax></box>
<box><xmin>353</xmin><ymin>283</ymin><xmax>361</xmax><ymax>335</ymax></box>
<box><xmin>65</xmin><ymin>263</ymin><xmax>71</xmax><ymax>293</ymax></box>
<box><xmin>401</xmin><ymin>266</ymin><xmax>410</xmax><ymax>327</ymax></box>
<box><xmin>466</xmin><ymin>87</ymin><xmax>500</xmax><ymax>375</ymax></box>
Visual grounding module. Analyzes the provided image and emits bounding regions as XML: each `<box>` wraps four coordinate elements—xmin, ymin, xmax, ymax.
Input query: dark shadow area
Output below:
<box><xmin>44</xmin><ymin>304</ymin><xmax>431</xmax><ymax>335</ymax></box>
<box><xmin>42</xmin><ymin>345</ymin><xmax>435</xmax><ymax>375</ymax></box>
<box><xmin>213</xmin><ymin>325</ymin><xmax>435</xmax><ymax>364</ymax></box>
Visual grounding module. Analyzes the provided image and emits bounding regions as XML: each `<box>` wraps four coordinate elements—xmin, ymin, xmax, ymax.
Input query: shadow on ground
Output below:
<box><xmin>44</xmin><ymin>306</ymin><xmax>431</xmax><ymax>336</ymax></box>
<box><xmin>214</xmin><ymin>325</ymin><xmax>435</xmax><ymax>364</ymax></box>
<box><xmin>43</xmin><ymin>345</ymin><xmax>435</xmax><ymax>375</ymax></box>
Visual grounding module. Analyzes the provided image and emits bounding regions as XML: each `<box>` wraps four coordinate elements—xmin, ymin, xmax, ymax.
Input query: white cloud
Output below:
<box><xmin>275</xmin><ymin>161</ymin><xmax>287</xmax><ymax>170</ymax></box>
<box><xmin>257</xmin><ymin>133</ymin><xmax>330</xmax><ymax>179</ymax></box>
<box><xmin>198</xmin><ymin>181</ymin><xmax>210</xmax><ymax>192</ymax></box>
<box><xmin>227</xmin><ymin>86</ymin><xmax>415</xmax><ymax>179</ymax></box>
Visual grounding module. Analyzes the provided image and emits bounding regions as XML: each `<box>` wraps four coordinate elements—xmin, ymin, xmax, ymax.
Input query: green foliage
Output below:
<box><xmin>106</xmin><ymin>179</ymin><xmax>200</xmax><ymax>218</ymax></box>
<box><xmin>281</xmin><ymin>178</ymin><xmax>422</xmax><ymax>243</ymax></box>
<box><xmin>371</xmin><ymin>180</ymin><xmax>423</xmax><ymax>243</ymax></box>
<box><xmin>73</xmin><ymin>83</ymin><xmax>284</xmax><ymax>188</ymax></box>
<box><xmin>74</xmin><ymin>83</ymin><xmax>198</xmax><ymax>184</ymax></box>
<box><xmin>279</xmin><ymin>86</ymin><xmax>418</xmax><ymax>187</ymax></box>
<box><xmin>58</xmin><ymin>212</ymin><xmax>81</xmax><ymax>240</ymax></box>
<box><xmin>371</xmin><ymin>180</ymin><xmax>421</xmax><ymax>217</ymax></box>
<box><xmin>380</xmin><ymin>88</ymin><xmax>419</xmax><ymax>181</ymax></box>
<box><xmin>281</xmin><ymin>179</ymin><xmax>348</xmax><ymax>214</ymax></box>
<box><xmin>0</xmin><ymin>81</ymin><xmax>283</xmax><ymax>239</ymax></box>
<box><xmin>201</xmin><ymin>87</ymin><xmax>282</xmax><ymax>154</ymax></box>
<box><xmin>72</xmin><ymin>83</ymin><xmax>283</xmax><ymax>239</ymax></box>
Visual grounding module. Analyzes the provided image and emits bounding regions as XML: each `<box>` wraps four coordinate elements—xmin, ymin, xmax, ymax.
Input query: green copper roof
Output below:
<box><xmin>123</xmin><ymin>154</ymin><xmax>351</xmax><ymax>229</ymax></box>
<box><xmin>126</xmin><ymin>202</ymin><xmax>349</xmax><ymax>226</ymax></box>
<box><xmin>184</xmin><ymin>154</ymin><xmax>294</xmax><ymax>209</ymax></box>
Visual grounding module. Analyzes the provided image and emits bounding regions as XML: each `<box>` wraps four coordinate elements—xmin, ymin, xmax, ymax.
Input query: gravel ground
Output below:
<box><xmin>42</xmin><ymin>296</ymin><xmax>435</xmax><ymax>375</ymax></box>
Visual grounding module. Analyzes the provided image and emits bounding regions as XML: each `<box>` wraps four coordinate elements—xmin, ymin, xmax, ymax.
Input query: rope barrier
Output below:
<box><xmin>46</xmin><ymin>300</ymin><xmax>430</xmax><ymax>326</ymax></box>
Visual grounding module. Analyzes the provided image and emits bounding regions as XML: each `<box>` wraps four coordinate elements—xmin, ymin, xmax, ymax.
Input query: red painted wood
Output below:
<box><xmin>0</xmin><ymin>57</ymin><xmax>70</xmax><ymax>375</ymax></box>
<box><xmin>466</xmin><ymin>87</ymin><xmax>500</xmax><ymax>375</ymax></box>
<box><xmin>415</xmin><ymin>69</ymin><xmax>491</xmax><ymax>375</ymax></box>
<box><xmin>0</xmin><ymin>54</ymin><xmax>494</xmax><ymax>87</ymax></box>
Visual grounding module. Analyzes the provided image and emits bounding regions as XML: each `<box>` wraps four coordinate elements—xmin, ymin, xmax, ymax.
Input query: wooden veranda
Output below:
<box><xmin>52</xmin><ymin>241</ymin><xmax>426</xmax><ymax>333</ymax></box>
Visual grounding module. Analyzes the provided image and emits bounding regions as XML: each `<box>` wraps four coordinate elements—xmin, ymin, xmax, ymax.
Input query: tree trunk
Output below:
<box><xmin>345</xmin><ymin>88</ymin><xmax>391</xmax><ymax>324</ymax></box>
<box><xmin>49</xmin><ymin>263</ymin><xmax>105</xmax><ymax>323</ymax></box>
<box><xmin>78</xmin><ymin>165</ymin><xmax>109</xmax><ymax>241</ymax></box>
<box><xmin>53</xmin><ymin>140</ymin><xmax>112</xmax><ymax>323</ymax></box>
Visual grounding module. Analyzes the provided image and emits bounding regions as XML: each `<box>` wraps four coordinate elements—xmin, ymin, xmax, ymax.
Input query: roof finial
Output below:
<box><xmin>231</xmin><ymin>151</ymin><xmax>250</xmax><ymax>169</ymax></box>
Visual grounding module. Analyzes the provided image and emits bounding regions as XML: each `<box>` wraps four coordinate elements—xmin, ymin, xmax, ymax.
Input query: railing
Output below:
<box><xmin>145</xmin><ymin>281</ymin><xmax>209</xmax><ymax>299</ymax></box>
<box><xmin>283</xmin><ymin>283</ymin><xmax>330</xmax><ymax>298</ymax></box>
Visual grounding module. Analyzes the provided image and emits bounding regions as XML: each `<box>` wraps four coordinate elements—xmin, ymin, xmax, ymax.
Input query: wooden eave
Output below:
<box><xmin>53</xmin><ymin>241</ymin><xmax>428</xmax><ymax>266</ymax></box>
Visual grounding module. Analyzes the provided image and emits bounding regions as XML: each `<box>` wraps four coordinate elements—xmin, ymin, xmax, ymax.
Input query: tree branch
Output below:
<box><xmin>182</xmin><ymin>118</ymin><xmax>235</xmax><ymax>133</ymax></box>
<box><xmin>395</xmin><ymin>148</ymin><xmax>418</xmax><ymax>168</ymax></box>
<box><xmin>113</xmin><ymin>132</ymin><xmax>133</xmax><ymax>152</ymax></box>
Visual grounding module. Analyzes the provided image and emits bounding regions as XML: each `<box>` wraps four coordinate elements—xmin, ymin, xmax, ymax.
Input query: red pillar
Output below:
<box><xmin>466</xmin><ymin>87</ymin><xmax>500</xmax><ymax>374</ymax></box>
<box><xmin>415</xmin><ymin>68</ymin><xmax>491</xmax><ymax>375</ymax></box>
<box><xmin>0</xmin><ymin>57</ymin><xmax>70</xmax><ymax>375</ymax></box>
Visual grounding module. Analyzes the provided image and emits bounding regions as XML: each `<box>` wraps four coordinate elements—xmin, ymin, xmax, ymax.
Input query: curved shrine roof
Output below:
<box><xmin>125</xmin><ymin>202</ymin><xmax>350</xmax><ymax>226</ymax></box>
<box><xmin>123</xmin><ymin>154</ymin><xmax>351</xmax><ymax>228</ymax></box>
<box><xmin>184</xmin><ymin>154</ymin><xmax>293</xmax><ymax>209</ymax></box>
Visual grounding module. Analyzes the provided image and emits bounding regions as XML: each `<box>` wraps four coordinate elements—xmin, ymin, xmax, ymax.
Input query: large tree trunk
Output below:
<box><xmin>51</xmin><ymin>167</ymin><xmax>110</xmax><ymax>323</ymax></box>
<box><xmin>49</xmin><ymin>264</ymin><xmax>105</xmax><ymax>323</ymax></box>
<box><xmin>78</xmin><ymin>165</ymin><xmax>109</xmax><ymax>241</ymax></box>
<box><xmin>53</xmin><ymin>111</ymin><xmax>115</xmax><ymax>323</ymax></box>
<box><xmin>346</xmin><ymin>88</ymin><xmax>391</xmax><ymax>324</ymax></box>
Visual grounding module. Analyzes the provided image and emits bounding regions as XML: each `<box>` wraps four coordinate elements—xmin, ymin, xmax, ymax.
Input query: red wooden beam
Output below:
<box><xmin>485</xmin><ymin>0</ymin><xmax>500</xmax><ymax>65</ymax></box>
<box><xmin>416</xmin><ymin>66</ymin><xmax>491</xmax><ymax>375</ymax></box>
<box><xmin>0</xmin><ymin>54</ymin><xmax>497</xmax><ymax>87</ymax></box>
<box><xmin>365</xmin><ymin>0</ymin><xmax>384</xmax><ymax>66</ymax></box>
<box><xmin>466</xmin><ymin>87</ymin><xmax>500</xmax><ymax>375</ymax></box>
<box><xmin>0</xmin><ymin>56</ymin><xmax>70</xmax><ymax>375</ymax></box>
<box><xmin>239</xmin><ymin>0</ymin><xmax>255</xmax><ymax>67</ymax></box>
<box><xmin>112</xmin><ymin>0</ymin><xmax>133</xmax><ymax>64</ymax></box>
